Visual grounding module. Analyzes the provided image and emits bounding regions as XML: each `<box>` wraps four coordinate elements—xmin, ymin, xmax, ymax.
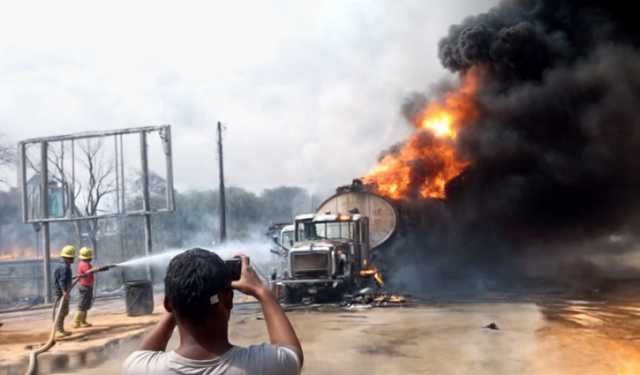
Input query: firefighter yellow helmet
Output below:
<box><xmin>79</xmin><ymin>247</ymin><xmax>93</xmax><ymax>260</ymax></box>
<box><xmin>60</xmin><ymin>245</ymin><xmax>76</xmax><ymax>258</ymax></box>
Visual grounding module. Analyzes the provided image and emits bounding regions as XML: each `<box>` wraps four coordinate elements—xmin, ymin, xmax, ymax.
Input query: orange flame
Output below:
<box><xmin>363</xmin><ymin>70</ymin><xmax>480</xmax><ymax>200</ymax></box>
<box><xmin>0</xmin><ymin>247</ymin><xmax>42</xmax><ymax>261</ymax></box>
<box><xmin>360</xmin><ymin>266</ymin><xmax>385</xmax><ymax>287</ymax></box>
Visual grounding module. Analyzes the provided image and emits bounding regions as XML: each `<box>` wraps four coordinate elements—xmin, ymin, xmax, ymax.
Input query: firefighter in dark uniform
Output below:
<box><xmin>54</xmin><ymin>245</ymin><xmax>76</xmax><ymax>337</ymax></box>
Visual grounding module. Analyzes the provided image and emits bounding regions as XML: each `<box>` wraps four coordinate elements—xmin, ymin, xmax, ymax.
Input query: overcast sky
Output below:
<box><xmin>0</xmin><ymin>0</ymin><xmax>495</xmax><ymax>194</ymax></box>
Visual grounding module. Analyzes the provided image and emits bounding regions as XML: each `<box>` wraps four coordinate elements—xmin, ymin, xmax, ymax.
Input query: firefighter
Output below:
<box><xmin>54</xmin><ymin>245</ymin><xmax>75</xmax><ymax>337</ymax></box>
<box><xmin>74</xmin><ymin>247</ymin><xmax>95</xmax><ymax>328</ymax></box>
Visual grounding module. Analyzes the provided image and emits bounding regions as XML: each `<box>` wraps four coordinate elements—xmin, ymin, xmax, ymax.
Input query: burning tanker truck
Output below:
<box><xmin>270</xmin><ymin>180</ymin><xmax>398</xmax><ymax>303</ymax></box>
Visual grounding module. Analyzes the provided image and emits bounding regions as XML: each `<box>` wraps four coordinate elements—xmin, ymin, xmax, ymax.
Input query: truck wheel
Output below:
<box><xmin>284</xmin><ymin>286</ymin><xmax>302</xmax><ymax>304</ymax></box>
<box><xmin>316</xmin><ymin>289</ymin><xmax>342</xmax><ymax>303</ymax></box>
<box><xmin>271</xmin><ymin>283</ymin><xmax>285</xmax><ymax>302</ymax></box>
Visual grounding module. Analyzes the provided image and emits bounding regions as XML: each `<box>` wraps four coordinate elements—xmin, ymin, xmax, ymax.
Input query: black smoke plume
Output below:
<box><xmin>382</xmin><ymin>0</ymin><xmax>640</xmax><ymax>294</ymax></box>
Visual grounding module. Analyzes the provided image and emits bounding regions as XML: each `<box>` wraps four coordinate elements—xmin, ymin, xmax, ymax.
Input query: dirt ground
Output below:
<box><xmin>27</xmin><ymin>295</ymin><xmax>640</xmax><ymax>375</ymax></box>
<box><xmin>0</xmin><ymin>296</ymin><xmax>162</xmax><ymax>373</ymax></box>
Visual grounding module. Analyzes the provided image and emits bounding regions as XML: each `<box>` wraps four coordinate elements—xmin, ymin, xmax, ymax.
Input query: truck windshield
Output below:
<box><xmin>301</xmin><ymin>221</ymin><xmax>356</xmax><ymax>241</ymax></box>
<box><xmin>281</xmin><ymin>230</ymin><xmax>294</xmax><ymax>249</ymax></box>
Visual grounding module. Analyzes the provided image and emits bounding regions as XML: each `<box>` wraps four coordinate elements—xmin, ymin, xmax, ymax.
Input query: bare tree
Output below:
<box><xmin>0</xmin><ymin>135</ymin><xmax>15</xmax><ymax>186</ymax></box>
<box><xmin>38</xmin><ymin>139</ymin><xmax>116</xmax><ymax>252</ymax></box>
<box><xmin>76</xmin><ymin>139</ymin><xmax>116</xmax><ymax>251</ymax></box>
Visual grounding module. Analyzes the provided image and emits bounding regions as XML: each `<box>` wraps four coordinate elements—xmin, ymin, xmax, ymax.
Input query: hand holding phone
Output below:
<box><xmin>224</xmin><ymin>257</ymin><xmax>242</xmax><ymax>281</ymax></box>
<box><xmin>229</xmin><ymin>255</ymin><xmax>267</xmax><ymax>297</ymax></box>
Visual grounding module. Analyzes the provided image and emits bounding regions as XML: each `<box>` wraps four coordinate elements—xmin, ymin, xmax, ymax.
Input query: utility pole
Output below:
<box><xmin>217</xmin><ymin>122</ymin><xmax>227</xmax><ymax>243</ymax></box>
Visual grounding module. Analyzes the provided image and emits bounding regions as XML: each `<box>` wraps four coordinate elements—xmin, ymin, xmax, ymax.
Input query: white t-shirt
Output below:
<box><xmin>122</xmin><ymin>344</ymin><xmax>301</xmax><ymax>375</ymax></box>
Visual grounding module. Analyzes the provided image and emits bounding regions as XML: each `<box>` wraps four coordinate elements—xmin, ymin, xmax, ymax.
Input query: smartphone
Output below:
<box><xmin>225</xmin><ymin>258</ymin><xmax>242</xmax><ymax>281</ymax></box>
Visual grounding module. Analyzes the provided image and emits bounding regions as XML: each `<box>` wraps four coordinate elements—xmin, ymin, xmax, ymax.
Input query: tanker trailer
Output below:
<box><xmin>272</xmin><ymin>184</ymin><xmax>398</xmax><ymax>303</ymax></box>
<box><xmin>316</xmin><ymin>188</ymin><xmax>398</xmax><ymax>256</ymax></box>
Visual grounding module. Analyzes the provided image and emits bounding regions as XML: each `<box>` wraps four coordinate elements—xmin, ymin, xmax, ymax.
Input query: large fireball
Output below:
<box><xmin>363</xmin><ymin>70</ymin><xmax>479</xmax><ymax>200</ymax></box>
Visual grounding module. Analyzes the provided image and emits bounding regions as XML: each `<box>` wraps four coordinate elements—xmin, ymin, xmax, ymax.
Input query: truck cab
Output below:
<box><xmin>273</xmin><ymin>212</ymin><xmax>371</xmax><ymax>302</ymax></box>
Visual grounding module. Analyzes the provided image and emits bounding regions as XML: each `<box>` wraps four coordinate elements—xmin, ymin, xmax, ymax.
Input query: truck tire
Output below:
<box><xmin>284</xmin><ymin>286</ymin><xmax>303</xmax><ymax>304</ymax></box>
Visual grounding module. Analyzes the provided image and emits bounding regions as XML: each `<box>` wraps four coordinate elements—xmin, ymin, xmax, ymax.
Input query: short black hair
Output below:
<box><xmin>164</xmin><ymin>248</ymin><xmax>232</xmax><ymax>322</ymax></box>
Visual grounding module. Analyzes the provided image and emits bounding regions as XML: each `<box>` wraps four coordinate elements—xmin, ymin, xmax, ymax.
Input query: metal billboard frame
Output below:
<box><xmin>16</xmin><ymin>125</ymin><xmax>175</xmax><ymax>303</ymax></box>
<box><xmin>18</xmin><ymin>125</ymin><xmax>175</xmax><ymax>223</ymax></box>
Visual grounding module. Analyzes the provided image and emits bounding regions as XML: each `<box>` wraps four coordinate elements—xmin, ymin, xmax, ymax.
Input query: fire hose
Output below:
<box><xmin>24</xmin><ymin>264</ymin><xmax>116</xmax><ymax>375</ymax></box>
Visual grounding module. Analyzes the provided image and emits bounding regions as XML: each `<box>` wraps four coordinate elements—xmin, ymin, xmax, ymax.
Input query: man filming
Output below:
<box><xmin>123</xmin><ymin>248</ymin><xmax>303</xmax><ymax>375</ymax></box>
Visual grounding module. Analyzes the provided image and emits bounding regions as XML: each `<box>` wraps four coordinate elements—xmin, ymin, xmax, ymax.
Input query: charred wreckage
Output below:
<box><xmin>268</xmin><ymin>180</ymin><xmax>401</xmax><ymax>304</ymax></box>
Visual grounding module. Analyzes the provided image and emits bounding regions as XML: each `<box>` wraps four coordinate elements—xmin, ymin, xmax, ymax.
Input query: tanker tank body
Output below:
<box><xmin>316</xmin><ymin>182</ymin><xmax>399</xmax><ymax>264</ymax></box>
